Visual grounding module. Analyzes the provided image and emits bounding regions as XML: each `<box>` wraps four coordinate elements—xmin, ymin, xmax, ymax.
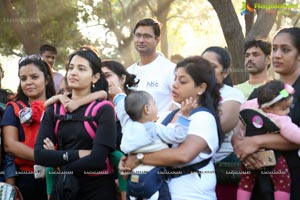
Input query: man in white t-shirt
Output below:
<box><xmin>127</xmin><ymin>18</ymin><xmax>176</xmax><ymax>115</ymax></box>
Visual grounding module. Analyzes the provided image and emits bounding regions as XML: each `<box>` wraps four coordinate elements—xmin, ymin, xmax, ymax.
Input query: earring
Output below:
<box><xmin>92</xmin><ymin>83</ymin><xmax>95</xmax><ymax>88</ymax></box>
<box><xmin>197</xmin><ymin>92</ymin><xmax>202</xmax><ymax>95</ymax></box>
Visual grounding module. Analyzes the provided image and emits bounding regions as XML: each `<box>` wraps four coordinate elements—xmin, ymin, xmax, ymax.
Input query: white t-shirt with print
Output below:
<box><xmin>127</xmin><ymin>54</ymin><xmax>175</xmax><ymax>116</ymax></box>
<box><xmin>166</xmin><ymin>111</ymin><xmax>219</xmax><ymax>200</ymax></box>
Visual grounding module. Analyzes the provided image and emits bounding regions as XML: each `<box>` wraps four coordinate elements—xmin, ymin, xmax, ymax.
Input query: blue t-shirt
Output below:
<box><xmin>1</xmin><ymin>105</ymin><xmax>25</xmax><ymax>141</ymax></box>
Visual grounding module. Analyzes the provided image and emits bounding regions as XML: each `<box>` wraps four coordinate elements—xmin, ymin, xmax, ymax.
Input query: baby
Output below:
<box><xmin>114</xmin><ymin>90</ymin><xmax>196</xmax><ymax>200</ymax></box>
<box><xmin>237</xmin><ymin>80</ymin><xmax>298</xmax><ymax>200</ymax></box>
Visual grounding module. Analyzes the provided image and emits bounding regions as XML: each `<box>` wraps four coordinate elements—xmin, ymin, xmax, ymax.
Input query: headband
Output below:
<box><xmin>261</xmin><ymin>84</ymin><xmax>295</xmax><ymax>108</ymax></box>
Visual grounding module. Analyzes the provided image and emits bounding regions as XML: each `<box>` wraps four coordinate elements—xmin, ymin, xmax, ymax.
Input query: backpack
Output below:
<box><xmin>6</xmin><ymin>100</ymin><xmax>45</xmax><ymax>171</ymax></box>
<box><xmin>53</xmin><ymin>100</ymin><xmax>114</xmax><ymax>175</ymax></box>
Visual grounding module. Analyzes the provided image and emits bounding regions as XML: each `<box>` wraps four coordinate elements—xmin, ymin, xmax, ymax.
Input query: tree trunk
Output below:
<box><xmin>24</xmin><ymin>0</ymin><xmax>41</xmax><ymax>53</ymax></box>
<box><xmin>157</xmin><ymin>0</ymin><xmax>172</xmax><ymax>58</ymax></box>
<box><xmin>245</xmin><ymin>0</ymin><xmax>255</xmax><ymax>36</ymax></box>
<box><xmin>245</xmin><ymin>0</ymin><xmax>284</xmax><ymax>41</ymax></box>
<box><xmin>0</xmin><ymin>0</ymin><xmax>40</xmax><ymax>54</ymax></box>
<box><xmin>148</xmin><ymin>0</ymin><xmax>175</xmax><ymax>58</ymax></box>
<box><xmin>208</xmin><ymin>0</ymin><xmax>247</xmax><ymax>84</ymax></box>
<box><xmin>119</xmin><ymin>38</ymin><xmax>134</xmax><ymax>67</ymax></box>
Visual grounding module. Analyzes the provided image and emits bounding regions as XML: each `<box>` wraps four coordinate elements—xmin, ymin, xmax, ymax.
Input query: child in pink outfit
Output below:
<box><xmin>237</xmin><ymin>80</ymin><xmax>298</xmax><ymax>200</ymax></box>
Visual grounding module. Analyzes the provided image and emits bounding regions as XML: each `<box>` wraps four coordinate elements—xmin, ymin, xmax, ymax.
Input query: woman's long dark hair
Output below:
<box><xmin>16</xmin><ymin>58</ymin><xmax>55</xmax><ymax>101</ymax></box>
<box><xmin>202</xmin><ymin>46</ymin><xmax>233</xmax><ymax>86</ymax></box>
<box><xmin>176</xmin><ymin>56</ymin><xmax>223</xmax><ymax>146</ymax></box>
<box><xmin>102</xmin><ymin>60</ymin><xmax>139</xmax><ymax>95</ymax></box>
<box><xmin>275</xmin><ymin>27</ymin><xmax>300</xmax><ymax>54</ymax></box>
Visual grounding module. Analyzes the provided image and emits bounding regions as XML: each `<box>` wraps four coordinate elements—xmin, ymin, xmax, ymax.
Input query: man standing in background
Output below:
<box><xmin>234</xmin><ymin>39</ymin><xmax>271</xmax><ymax>99</ymax></box>
<box><xmin>127</xmin><ymin>18</ymin><xmax>176</xmax><ymax>115</ymax></box>
<box><xmin>39</xmin><ymin>44</ymin><xmax>63</xmax><ymax>93</ymax></box>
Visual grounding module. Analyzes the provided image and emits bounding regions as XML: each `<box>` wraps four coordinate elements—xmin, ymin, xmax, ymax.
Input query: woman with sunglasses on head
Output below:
<box><xmin>1</xmin><ymin>55</ymin><xmax>55</xmax><ymax>200</ymax></box>
<box><xmin>34</xmin><ymin>49</ymin><xmax>118</xmax><ymax>200</ymax></box>
<box><xmin>233</xmin><ymin>27</ymin><xmax>300</xmax><ymax>199</ymax></box>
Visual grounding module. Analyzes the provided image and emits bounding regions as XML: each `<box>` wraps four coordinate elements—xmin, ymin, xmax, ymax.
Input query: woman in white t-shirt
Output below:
<box><xmin>202</xmin><ymin>46</ymin><xmax>245</xmax><ymax>161</ymax></box>
<box><xmin>119</xmin><ymin>56</ymin><xmax>223</xmax><ymax>200</ymax></box>
<box><xmin>202</xmin><ymin>46</ymin><xmax>245</xmax><ymax>200</ymax></box>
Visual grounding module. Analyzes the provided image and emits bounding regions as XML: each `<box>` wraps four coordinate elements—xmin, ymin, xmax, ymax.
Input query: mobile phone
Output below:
<box><xmin>257</xmin><ymin>150</ymin><xmax>276</xmax><ymax>167</ymax></box>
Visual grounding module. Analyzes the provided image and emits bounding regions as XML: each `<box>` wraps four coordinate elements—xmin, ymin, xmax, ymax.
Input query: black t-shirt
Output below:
<box><xmin>34</xmin><ymin>101</ymin><xmax>117</xmax><ymax>173</ymax></box>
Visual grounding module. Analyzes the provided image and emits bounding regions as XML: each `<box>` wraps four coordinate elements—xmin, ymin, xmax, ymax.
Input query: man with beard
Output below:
<box><xmin>235</xmin><ymin>39</ymin><xmax>271</xmax><ymax>99</ymax></box>
<box><xmin>127</xmin><ymin>18</ymin><xmax>176</xmax><ymax>116</ymax></box>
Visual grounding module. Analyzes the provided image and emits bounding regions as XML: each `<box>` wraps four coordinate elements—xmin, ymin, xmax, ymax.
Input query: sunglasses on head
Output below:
<box><xmin>19</xmin><ymin>54</ymin><xmax>42</xmax><ymax>65</ymax></box>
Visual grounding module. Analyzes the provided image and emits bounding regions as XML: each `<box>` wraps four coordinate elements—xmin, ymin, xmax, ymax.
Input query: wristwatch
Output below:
<box><xmin>136</xmin><ymin>153</ymin><xmax>144</xmax><ymax>164</ymax></box>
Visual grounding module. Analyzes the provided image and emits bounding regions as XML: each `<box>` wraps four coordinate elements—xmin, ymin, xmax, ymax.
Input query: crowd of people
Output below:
<box><xmin>0</xmin><ymin>17</ymin><xmax>299</xmax><ymax>200</ymax></box>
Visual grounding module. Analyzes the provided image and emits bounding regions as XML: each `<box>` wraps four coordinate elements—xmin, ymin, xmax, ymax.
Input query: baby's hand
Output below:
<box><xmin>108</xmin><ymin>85</ymin><xmax>123</xmax><ymax>100</ymax></box>
<box><xmin>65</xmin><ymin>100</ymin><xmax>79</xmax><ymax>113</ymax></box>
<box><xmin>180</xmin><ymin>97</ymin><xmax>198</xmax><ymax>117</ymax></box>
<box><xmin>57</xmin><ymin>95</ymin><xmax>71</xmax><ymax>106</ymax></box>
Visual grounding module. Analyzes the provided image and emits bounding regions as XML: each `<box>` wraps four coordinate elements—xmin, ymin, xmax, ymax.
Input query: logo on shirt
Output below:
<box><xmin>146</xmin><ymin>81</ymin><xmax>159</xmax><ymax>88</ymax></box>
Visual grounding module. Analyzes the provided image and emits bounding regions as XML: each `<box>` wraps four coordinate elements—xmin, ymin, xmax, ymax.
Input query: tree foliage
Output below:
<box><xmin>81</xmin><ymin>0</ymin><xmax>149</xmax><ymax>66</ymax></box>
<box><xmin>82</xmin><ymin>0</ymin><xmax>213</xmax><ymax>66</ymax></box>
<box><xmin>208</xmin><ymin>0</ymin><xmax>286</xmax><ymax>84</ymax></box>
<box><xmin>0</xmin><ymin>0</ymin><xmax>297</xmax><ymax>76</ymax></box>
<box><xmin>0</xmin><ymin>0</ymin><xmax>88</xmax><ymax>68</ymax></box>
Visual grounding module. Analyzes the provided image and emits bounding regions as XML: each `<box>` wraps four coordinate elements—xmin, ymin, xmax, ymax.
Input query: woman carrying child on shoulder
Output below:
<box><xmin>34</xmin><ymin>49</ymin><xmax>117</xmax><ymax>200</ymax></box>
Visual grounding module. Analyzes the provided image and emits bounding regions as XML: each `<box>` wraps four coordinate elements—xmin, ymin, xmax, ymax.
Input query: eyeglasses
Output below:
<box><xmin>134</xmin><ymin>33</ymin><xmax>156</xmax><ymax>40</ymax></box>
<box><xmin>19</xmin><ymin>54</ymin><xmax>42</xmax><ymax>65</ymax></box>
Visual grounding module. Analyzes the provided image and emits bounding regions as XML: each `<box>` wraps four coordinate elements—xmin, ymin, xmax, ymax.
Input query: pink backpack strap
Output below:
<box><xmin>84</xmin><ymin>100</ymin><xmax>114</xmax><ymax>139</ymax></box>
<box><xmin>84</xmin><ymin>100</ymin><xmax>115</xmax><ymax>176</ymax></box>
<box><xmin>54</xmin><ymin>103</ymin><xmax>66</xmax><ymax>136</ymax></box>
<box><xmin>53</xmin><ymin>100</ymin><xmax>115</xmax><ymax>176</ymax></box>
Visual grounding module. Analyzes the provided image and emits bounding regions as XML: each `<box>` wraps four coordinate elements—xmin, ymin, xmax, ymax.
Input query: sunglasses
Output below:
<box><xmin>18</xmin><ymin>54</ymin><xmax>42</xmax><ymax>65</ymax></box>
<box><xmin>79</xmin><ymin>46</ymin><xmax>100</xmax><ymax>57</ymax></box>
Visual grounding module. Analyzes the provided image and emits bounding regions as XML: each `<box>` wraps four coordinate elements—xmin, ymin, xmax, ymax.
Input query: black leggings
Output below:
<box><xmin>16</xmin><ymin>174</ymin><xmax>47</xmax><ymax>200</ymax></box>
